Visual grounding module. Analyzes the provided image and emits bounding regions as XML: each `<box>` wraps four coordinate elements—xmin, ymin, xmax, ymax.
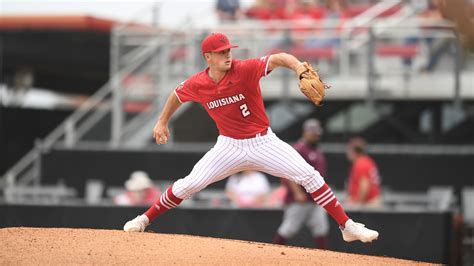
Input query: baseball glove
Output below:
<box><xmin>296</xmin><ymin>62</ymin><xmax>330</xmax><ymax>106</ymax></box>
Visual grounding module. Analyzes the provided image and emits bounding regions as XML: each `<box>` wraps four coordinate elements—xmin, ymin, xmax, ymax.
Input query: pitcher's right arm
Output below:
<box><xmin>152</xmin><ymin>92</ymin><xmax>182</xmax><ymax>145</ymax></box>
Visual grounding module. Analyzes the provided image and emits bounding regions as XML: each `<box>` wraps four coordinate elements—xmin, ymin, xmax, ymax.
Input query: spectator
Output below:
<box><xmin>435</xmin><ymin>0</ymin><xmax>474</xmax><ymax>51</ymax></box>
<box><xmin>345</xmin><ymin>137</ymin><xmax>382</xmax><ymax>208</ymax></box>
<box><xmin>302</xmin><ymin>0</ymin><xmax>347</xmax><ymax>49</ymax></box>
<box><xmin>245</xmin><ymin>0</ymin><xmax>286</xmax><ymax>20</ymax></box>
<box><xmin>273</xmin><ymin>118</ymin><xmax>329</xmax><ymax>249</ymax></box>
<box><xmin>114</xmin><ymin>171</ymin><xmax>161</xmax><ymax>206</ymax></box>
<box><xmin>285</xmin><ymin>0</ymin><xmax>324</xmax><ymax>20</ymax></box>
<box><xmin>225</xmin><ymin>170</ymin><xmax>271</xmax><ymax>208</ymax></box>
<box><xmin>216</xmin><ymin>0</ymin><xmax>242</xmax><ymax>22</ymax></box>
<box><xmin>419</xmin><ymin>0</ymin><xmax>457</xmax><ymax>72</ymax></box>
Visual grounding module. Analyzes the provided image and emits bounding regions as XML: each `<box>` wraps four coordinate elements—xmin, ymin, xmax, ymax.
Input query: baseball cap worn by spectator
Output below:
<box><xmin>303</xmin><ymin>118</ymin><xmax>323</xmax><ymax>135</ymax></box>
<box><xmin>125</xmin><ymin>171</ymin><xmax>153</xmax><ymax>191</ymax></box>
<box><xmin>201</xmin><ymin>33</ymin><xmax>238</xmax><ymax>54</ymax></box>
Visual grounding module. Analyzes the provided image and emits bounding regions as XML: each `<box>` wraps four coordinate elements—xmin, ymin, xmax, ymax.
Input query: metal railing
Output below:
<box><xmin>2</xmin><ymin>18</ymin><xmax>166</xmax><ymax>186</ymax></box>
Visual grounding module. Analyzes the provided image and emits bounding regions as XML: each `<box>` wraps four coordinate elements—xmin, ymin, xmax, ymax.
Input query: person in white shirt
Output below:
<box><xmin>114</xmin><ymin>171</ymin><xmax>161</xmax><ymax>206</ymax></box>
<box><xmin>225</xmin><ymin>170</ymin><xmax>270</xmax><ymax>208</ymax></box>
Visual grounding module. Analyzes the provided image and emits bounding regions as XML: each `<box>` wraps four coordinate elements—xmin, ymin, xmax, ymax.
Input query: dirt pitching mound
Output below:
<box><xmin>1</xmin><ymin>227</ymin><xmax>433</xmax><ymax>265</ymax></box>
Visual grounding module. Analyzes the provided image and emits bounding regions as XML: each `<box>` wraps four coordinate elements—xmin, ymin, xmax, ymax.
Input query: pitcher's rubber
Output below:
<box><xmin>0</xmin><ymin>227</ymin><xmax>436</xmax><ymax>265</ymax></box>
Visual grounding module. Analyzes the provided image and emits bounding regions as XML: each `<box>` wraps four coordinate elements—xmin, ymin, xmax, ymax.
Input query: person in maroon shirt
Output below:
<box><xmin>274</xmin><ymin>118</ymin><xmax>329</xmax><ymax>249</ymax></box>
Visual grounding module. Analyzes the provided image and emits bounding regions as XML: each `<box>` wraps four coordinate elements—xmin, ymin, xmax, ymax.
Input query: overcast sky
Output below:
<box><xmin>1</xmin><ymin>0</ymin><xmax>253</xmax><ymax>27</ymax></box>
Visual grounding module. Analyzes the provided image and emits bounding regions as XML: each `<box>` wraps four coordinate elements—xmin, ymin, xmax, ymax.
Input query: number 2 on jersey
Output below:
<box><xmin>240</xmin><ymin>103</ymin><xmax>250</xmax><ymax>117</ymax></box>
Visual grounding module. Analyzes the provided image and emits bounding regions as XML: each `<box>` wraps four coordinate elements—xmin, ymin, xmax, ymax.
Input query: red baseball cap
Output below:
<box><xmin>201</xmin><ymin>33</ymin><xmax>238</xmax><ymax>54</ymax></box>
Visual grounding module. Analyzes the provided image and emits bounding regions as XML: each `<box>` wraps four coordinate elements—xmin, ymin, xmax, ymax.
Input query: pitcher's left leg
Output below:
<box><xmin>249</xmin><ymin>133</ymin><xmax>378</xmax><ymax>243</ymax></box>
<box><xmin>248</xmin><ymin>134</ymin><xmax>348</xmax><ymax>225</ymax></box>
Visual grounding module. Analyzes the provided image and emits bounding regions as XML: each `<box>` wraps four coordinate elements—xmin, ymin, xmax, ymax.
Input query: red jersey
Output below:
<box><xmin>348</xmin><ymin>155</ymin><xmax>381</xmax><ymax>203</ymax></box>
<box><xmin>174</xmin><ymin>56</ymin><xmax>272</xmax><ymax>139</ymax></box>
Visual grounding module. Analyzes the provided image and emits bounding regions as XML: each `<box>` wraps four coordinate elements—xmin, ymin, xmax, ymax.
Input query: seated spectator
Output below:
<box><xmin>114</xmin><ymin>171</ymin><xmax>161</xmax><ymax>206</ymax></box>
<box><xmin>285</xmin><ymin>0</ymin><xmax>324</xmax><ymax>21</ymax></box>
<box><xmin>280</xmin><ymin>0</ymin><xmax>346</xmax><ymax>65</ymax></box>
<box><xmin>435</xmin><ymin>0</ymin><xmax>474</xmax><ymax>51</ymax></box>
<box><xmin>345</xmin><ymin>137</ymin><xmax>382</xmax><ymax>208</ymax></box>
<box><xmin>418</xmin><ymin>0</ymin><xmax>457</xmax><ymax>72</ymax></box>
<box><xmin>301</xmin><ymin>0</ymin><xmax>347</xmax><ymax>49</ymax></box>
<box><xmin>216</xmin><ymin>0</ymin><xmax>242</xmax><ymax>22</ymax></box>
<box><xmin>226</xmin><ymin>170</ymin><xmax>271</xmax><ymax>208</ymax></box>
<box><xmin>245</xmin><ymin>0</ymin><xmax>286</xmax><ymax>20</ymax></box>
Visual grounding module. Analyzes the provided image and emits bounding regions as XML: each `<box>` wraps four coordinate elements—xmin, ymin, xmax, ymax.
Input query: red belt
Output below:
<box><xmin>222</xmin><ymin>128</ymin><xmax>269</xmax><ymax>139</ymax></box>
<box><xmin>255</xmin><ymin>128</ymin><xmax>268</xmax><ymax>137</ymax></box>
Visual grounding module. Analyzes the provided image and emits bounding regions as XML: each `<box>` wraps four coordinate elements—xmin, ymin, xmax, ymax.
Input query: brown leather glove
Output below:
<box><xmin>296</xmin><ymin>62</ymin><xmax>330</xmax><ymax>106</ymax></box>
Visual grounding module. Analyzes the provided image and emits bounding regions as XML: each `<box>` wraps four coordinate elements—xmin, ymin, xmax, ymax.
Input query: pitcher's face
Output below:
<box><xmin>205</xmin><ymin>49</ymin><xmax>232</xmax><ymax>71</ymax></box>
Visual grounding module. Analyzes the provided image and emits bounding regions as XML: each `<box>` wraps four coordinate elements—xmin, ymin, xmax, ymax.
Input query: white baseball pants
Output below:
<box><xmin>172</xmin><ymin>128</ymin><xmax>326</xmax><ymax>200</ymax></box>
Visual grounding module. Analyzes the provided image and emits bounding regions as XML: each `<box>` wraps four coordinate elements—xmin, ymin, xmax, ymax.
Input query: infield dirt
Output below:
<box><xmin>0</xmin><ymin>227</ymin><xmax>436</xmax><ymax>265</ymax></box>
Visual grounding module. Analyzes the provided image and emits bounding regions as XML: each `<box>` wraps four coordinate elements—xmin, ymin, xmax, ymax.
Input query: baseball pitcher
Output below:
<box><xmin>124</xmin><ymin>33</ymin><xmax>378</xmax><ymax>243</ymax></box>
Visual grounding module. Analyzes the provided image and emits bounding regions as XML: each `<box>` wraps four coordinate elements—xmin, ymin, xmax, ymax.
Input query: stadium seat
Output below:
<box><xmin>376</xmin><ymin>44</ymin><xmax>418</xmax><ymax>59</ymax></box>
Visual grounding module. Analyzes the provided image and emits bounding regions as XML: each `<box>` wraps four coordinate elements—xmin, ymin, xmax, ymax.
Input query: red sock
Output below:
<box><xmin>144</xmin><ymin>185</ymin><xmax>183</xmax><ymax>222</ymax></box>
<box><xmin>311</xmin><ymin>183</ymin><xmax>349</xmax><ymax>227</ymax></box>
